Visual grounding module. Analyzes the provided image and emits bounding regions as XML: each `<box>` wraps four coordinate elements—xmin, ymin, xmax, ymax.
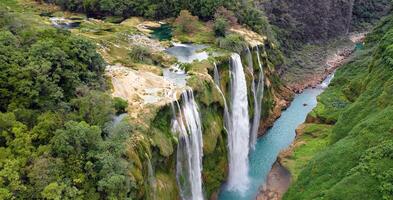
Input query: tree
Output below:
<box><xmin>214</xmin><ymin>17</ymin><xmax>229</xmax><ymax>37</ymax></box>
<box><xmin>214</xmin><ymin>6</ymin><xmax>238</xmax><ymax>26</ymax></box>
<box><xmin>70</xmin><ymin>91</ymin><xmax>115</xmax><ymax>128</ymax></box>
<box><xmin>113</xmin><ymin>97</ymin><xmax>128</xmax><ymax>114</ymax></box>
<box><xmin>129</xmin><ymin>45</ymin><xmax>152</xmax><ymax>64</ymax></box>
<box><xmin>216</xmin><ymin>33</ymin><xmax>248</xmax><ymax>53</ymax></box>
<box><xmin>174</xmin><ymin>10</ymin><xmax>199</xmax><ymax>34</ymax></box>
<box><xmin>0</xmin><ymin>112</ymin><xmax>34</xmax><ymax>199</ymax></box>
<box><xmin>41</xmin><ymin>182</ymin><xmax>64</xmax><ymax>200</ymax></box>
<box><xmin>51</xmin><ymin>121</ymin><xmax>102</xmax><ymax>158</ymax></box>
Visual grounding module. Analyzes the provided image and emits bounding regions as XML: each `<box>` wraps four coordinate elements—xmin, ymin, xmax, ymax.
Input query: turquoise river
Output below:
<box><xmin>219</xmin><ymin>74</ymin><xmax>334</xmax><ymax>200</ymax></box>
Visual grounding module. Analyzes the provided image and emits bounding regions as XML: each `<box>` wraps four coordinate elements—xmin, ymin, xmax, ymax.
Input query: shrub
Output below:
<box><xmin>113</xmin><ymin>97</ymin><xmax>128</xmax><ymax>114</ymax></box>
<box><xmin>174</xmin><ymin>10</ymin><xmax>199</xmax><ymax>34</ymax></box>
<box><xmin>216</xmin><ymin>34</ymin><xmax>248</xmax><ymax>53</ymax></box>
<box><xmin>237</xmin><ymin>6</ymin><xmax>275</xmax><ymax>40</ymax></box>
<box><xmin>214</xmin><ymin>6</ymin><xmax>238</xmax><ymax>26</ymax></box>
<box><xmin>128</xmin><ymin>45</ymin><xmax>152</xmax><ymax>64</ymax></box>
<box><xmin>213</xmin><ymin>17</ymin><xmax>229</xmax><ymax>37</ymax></box>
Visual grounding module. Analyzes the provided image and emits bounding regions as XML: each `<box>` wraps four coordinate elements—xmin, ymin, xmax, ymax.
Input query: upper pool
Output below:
<box><xmin>165</xmin><ymin>43</ymin><xmax>208</xmax><ymax>63</ymax></box>
<box><xmin>150</xmin><ymin>24</ymin><xmax>173</xmax><ymax>41</ymax></box>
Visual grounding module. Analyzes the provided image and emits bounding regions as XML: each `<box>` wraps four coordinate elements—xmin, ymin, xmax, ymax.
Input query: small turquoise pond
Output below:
<box><xmin>151</xmin><ymin>24</ymin><xmax>172</xmax><ymax>41</ymax></box>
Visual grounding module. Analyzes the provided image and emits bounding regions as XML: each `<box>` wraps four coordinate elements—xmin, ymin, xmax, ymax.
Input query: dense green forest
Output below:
<box><xmin>40</xmin><ymin>0</ymin><xmax>273</xmax><ymax>36</ymax></box>
<box><xmin>0</xmin><ymin>9</ymin><xmax>135</xmax><ymax>199</ymax></box>
<box><xmin>43</xmin><ymin>0</ymin><xmax>238</xmax><ymax>19</ymax></box>
<box><xmin>284</xmin><ymin>13</ymin><xmax>393</xmax><ymax>200</ymax></box>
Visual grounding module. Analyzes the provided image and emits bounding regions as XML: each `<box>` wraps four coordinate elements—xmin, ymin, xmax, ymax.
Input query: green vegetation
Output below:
<box><xmin>213</xmin><ymin>17</ymin><xmax>229</xmax><ymax>37</ymax></box>
<box><xmin>216</xmin><ymin>34</ymin><xmax>248</xmax><ymax>53</ymax></box>
<box><xmin>0</xmin><ymin>1</ymin><xmax>291</xmax><ymax>199</ymax></box>
<box><xmin>43</xmin><ymin>0</ymin><xmax>276</xmax><ymax>40</ymax></box>
<box><xmin>44</xmin><ymin>0</ymin><xmax>239</xmax><ymax>20</ymax></box>
<box><xmin>113</xmin><ymin>97</ymin><xmax>128</xmax><ymax>114</ymax></box>
<box><xmin>281</xmin><ymin>124</ymin><xmax>332</xmax><ymax>181</ymax></box>
<box><xmin>0</xmin><ymin>9</ymin><xmax>140</xmax><ymax>199</ymax></box>
<box><xmin>129</xmin><ymin>45</ymin><xmax>153</xmax><ymax>64</ymax></box>
<box><xmin>174</xmin><ymin>10</ymin><xmax>199</xmax><ymax>34</ymax></box>
<box><xmin>172</xmin><ymin>10</ymin><xmax>215</xmax><ymax>43</ymax></box>
<box><xmin>284</xmin><ymin>13</ymin><xmax>393</xmax><ymax>200</ymax></box>
<box><xmin>352</xmin><ymin>0</ymin><xmax>392</xmax><ymax>31</ymax></box>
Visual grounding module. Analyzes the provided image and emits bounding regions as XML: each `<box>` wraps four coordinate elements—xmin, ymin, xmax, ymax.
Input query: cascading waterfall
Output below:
<box><xmin>226</xmin><ymin>53</ymin><xmax>250</xmax><ymax>193</ymax></box>
<box><xmin>249</xmin><ymin>47</ymin><xmax>265</xmax><ymax>149</ymax></box>
<box><xmin>171</xmin><ymin>89</ymin><xmax>204</xmax><ymax>200</ymax></box>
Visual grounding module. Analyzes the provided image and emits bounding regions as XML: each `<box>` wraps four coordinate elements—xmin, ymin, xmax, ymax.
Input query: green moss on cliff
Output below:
<box><xmin>202</xmin><ymin>125</ymin><xmax>228</xmax><ymax>198</ymax></box>
<box><xmin>149</xmin><ymin>106</ymin><xmax>177</xmax><ymax>157</ymax></box>
<box><xmin>200</xmin><ymin>105</ymin><xmax>224</xmax><ymax>154</ymax></box>
<box><xmin>155</xmin><ymin>172</ymin><xmax>179</xmax><ymax>200</ymax></box>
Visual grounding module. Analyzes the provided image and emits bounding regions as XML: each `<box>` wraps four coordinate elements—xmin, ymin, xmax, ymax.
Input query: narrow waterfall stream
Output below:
<box><xmin>213</xmin><ymin>63</ymin><xmax>230</xmax><ymax>133</ymax></box>
<box><xmin>226</xmin><ymin>54</ymin><xmax>251</xmax><ymax>193</ymax></box>
<box><xmin>219</xmin><ymin>73</ymin><xmax>335</xmax><ymax>200</ymax></box>
<box><xmin>172</xmin><ymin>89</ymin><xmax>204</xmax><ymax>200</ymax></box>
<box><xmin>249</xmin><ymin>47</ymin><xmax>265</xmax><ymax>149</ymax></box>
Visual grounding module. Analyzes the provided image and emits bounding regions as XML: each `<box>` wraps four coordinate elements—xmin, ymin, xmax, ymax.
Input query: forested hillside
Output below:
<box><xmin>0</xmin><ymin>9</ymin><xmax>134</xmax><ymax>199</ymax></box>
<box><xmin>283</xmin><ymin>13</ymin><xmax>393</xmax><ymax>200</ymax></box>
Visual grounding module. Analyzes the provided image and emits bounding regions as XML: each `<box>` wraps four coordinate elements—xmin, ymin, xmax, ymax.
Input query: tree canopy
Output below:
<box><xmin>0</xmin><ymin>9</ymin><xmax>135</xmax><ymax>199</ymax></box>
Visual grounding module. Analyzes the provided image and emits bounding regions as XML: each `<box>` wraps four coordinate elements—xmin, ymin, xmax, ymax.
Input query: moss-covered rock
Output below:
<box><xmin>155</xmin><ymin>172</ymin><xmax>179</xmax><ymax>200</ymax></box>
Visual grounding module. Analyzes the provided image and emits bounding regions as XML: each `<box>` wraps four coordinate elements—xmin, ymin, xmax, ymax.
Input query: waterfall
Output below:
<box><xmin>249</xmin><ymin>47</ymin><xmax>265</xmax><ymax>149</ymax></box>
<box><xmin>226</xmin><ymin>53</ymin><xmax>250</xmax><ymax>193</ymax></box>
<box><xmin>213</xmin><ymin>63</ymin><xmax>221</xmax><ymax>86</ymax></box>
<box><xmin>246</xmin><ymin>47</ymin><xmax>259</xmax><ymax>149</ymax></box>
<box><xmin>147</xmin><ymin>159</ymin><xmax>157</xmax><ymax>200</ymax></box>
<box><xmin>171</xmin><ymin>89</ymin><xmax>204</xmax><ymax>200</ymax></box>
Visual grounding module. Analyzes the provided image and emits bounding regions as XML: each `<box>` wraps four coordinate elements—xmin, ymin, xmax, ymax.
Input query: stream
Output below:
<box><xmin>219</xmin><ymin>73</ymin><xmax>335</xmax><ymax>200</ymax></box>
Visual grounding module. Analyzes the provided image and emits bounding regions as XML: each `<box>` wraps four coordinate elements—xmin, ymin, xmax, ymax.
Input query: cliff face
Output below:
<box><xmin>260</xmin><ymin>0</ymin><xmax>355</xmax><ymax>43</ymax></box>
<box><xmin>259</xmin><ymin>0</ymin><xmax>390</xmax><ymax>44</ymax></box>
<box><xmin>351</xmin><ymin>0</ymin><xmax>392</xmax><ymax>30</ymax></box>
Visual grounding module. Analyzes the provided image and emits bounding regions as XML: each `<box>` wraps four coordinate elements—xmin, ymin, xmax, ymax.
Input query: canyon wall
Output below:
<box><xmin>258</xmin><ymin>0</ymin><xmax>391</xmax><ymax>44</ymax></box>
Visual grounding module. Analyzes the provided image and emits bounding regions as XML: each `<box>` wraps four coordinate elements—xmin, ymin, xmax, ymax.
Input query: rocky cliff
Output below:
<box><xmin>260</xmin><ymin>0</ymin><xmax>355</xmax><ymax>43</ymax></box>
<box><xmin>258</xmin><ymin>0</ymin><xmax>391</xmax><ymax>45</ymax></box>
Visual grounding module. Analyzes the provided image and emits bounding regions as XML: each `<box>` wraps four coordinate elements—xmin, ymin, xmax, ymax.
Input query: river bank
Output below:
<box><xmin>256</xmin><ymin>162</ymin><xmax>291</xmax><ymax>200</ymax></box>
<box><xmin>257</xmin><ymin>32</ymin><xmax>366</xmax><ymax>141</ymax></box>
<box><xmin>254</xmin><ymin>32</ymin><xmax>366</xmax><ymax>200</ymax></box>
<box><xmin>283</xmin><ymin>32</ymin><xmax>366</xmax><ymax>93</ymax></box>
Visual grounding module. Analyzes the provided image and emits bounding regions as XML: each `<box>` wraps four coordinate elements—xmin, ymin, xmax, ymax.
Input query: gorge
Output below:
<box><xmin>0</xmin><ymin>0</ymin><xmax>392</xmax><ymax>200</ymax></box>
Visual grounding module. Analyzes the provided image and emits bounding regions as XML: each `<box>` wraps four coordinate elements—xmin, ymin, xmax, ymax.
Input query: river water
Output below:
<box><xmin>219</xmin><ymin>74</ymin><xmax>334</xmax><ymax>200</ymax></box>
